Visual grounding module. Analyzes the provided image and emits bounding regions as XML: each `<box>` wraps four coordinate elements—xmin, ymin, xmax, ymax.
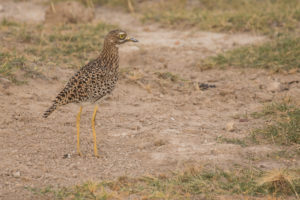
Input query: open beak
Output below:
<box><xmin>126</xmin><ymin>37</ymin><xmax>138</xmax><ymax>42</ymax></box>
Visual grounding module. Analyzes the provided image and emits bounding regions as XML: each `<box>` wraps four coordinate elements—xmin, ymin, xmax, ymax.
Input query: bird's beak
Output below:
<box><xmin>126</xmin><ymin>37</ymin><xmax>138</xmax><ymax>42</ymax></box>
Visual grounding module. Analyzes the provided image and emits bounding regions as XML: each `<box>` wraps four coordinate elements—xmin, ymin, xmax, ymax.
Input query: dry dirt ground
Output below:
<box><xmin>0</xmin><ymin>1</ymin><xmax>300</xmax><ymax>199</ymax></box>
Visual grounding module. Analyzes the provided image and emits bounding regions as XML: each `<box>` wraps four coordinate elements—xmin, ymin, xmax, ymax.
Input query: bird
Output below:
<box><xmin>43</xmin><ymin>29</ymin><xmax>138</xmax><ymax>157</ymax></box>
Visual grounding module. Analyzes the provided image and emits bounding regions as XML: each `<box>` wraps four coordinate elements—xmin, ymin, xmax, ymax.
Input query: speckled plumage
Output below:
<box><xmin>43</xmin><ymin>29</ymin><xmax>136</xmax><ymax>118</ymax></box>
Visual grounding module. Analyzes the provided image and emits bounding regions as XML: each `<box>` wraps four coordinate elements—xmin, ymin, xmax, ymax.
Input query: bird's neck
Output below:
<box><xmin>99</xmin><ymin>41</ymin><xmax>119</xmax><ymax>69</ymax></box>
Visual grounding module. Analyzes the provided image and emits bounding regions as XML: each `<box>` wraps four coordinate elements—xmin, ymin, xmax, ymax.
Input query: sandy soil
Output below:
<box><xmin>0</xmin><ymin>1</ymin><xmax>300</xmax><ymax>199</ymax></box>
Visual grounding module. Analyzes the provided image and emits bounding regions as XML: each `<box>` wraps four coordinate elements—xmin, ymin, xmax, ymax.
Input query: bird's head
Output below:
<box><xmin>105</xmin><ymin>29</ymin><xmax>138</xmax><ymax>46</ymax></box>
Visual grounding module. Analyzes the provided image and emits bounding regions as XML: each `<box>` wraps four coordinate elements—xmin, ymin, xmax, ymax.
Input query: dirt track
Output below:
<box><xmin>0</xmin><ymin>1</ymin><xmax>300</xmax><ymax>199</ymax></box>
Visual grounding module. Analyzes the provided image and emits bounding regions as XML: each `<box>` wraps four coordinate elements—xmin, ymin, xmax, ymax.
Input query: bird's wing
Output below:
<box><xmin>54</xmin><ymin>60</ymin><xmax>102</xmax><ymax>105</ymax></box>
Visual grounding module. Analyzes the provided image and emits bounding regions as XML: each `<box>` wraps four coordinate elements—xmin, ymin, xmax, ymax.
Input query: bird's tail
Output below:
<box><xmin>43</xmin><ymin>102</ymin><xmax>58</xmax><ymax>118</ymax></box>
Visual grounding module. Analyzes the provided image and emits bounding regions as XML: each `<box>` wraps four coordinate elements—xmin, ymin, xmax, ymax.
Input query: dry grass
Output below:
<box><xmin>140</xmin><ymin>0</ymin><xmax>300</xmax><ymax>36</ymax></box>
<box><xmin>0</xmin><ymin>51</ymin><xmax>26</xmax><ymax>83</ymax></box>
<box><xmin>57</xmin><ymin>0</ymin><xmax>300</xmax><ymax>36</ymax></box>
<box><xmin>0</xmin><ymin>19</ymin><xmax>114</xmax><ymax>64</ymax></box>
<box><xmin>53</xmin><ymin>0</ymin><xmax>134</xmax><ymax>12</ymax></box>
<box><xmin>0</xmin><ymin>19</ymin><xmax>115</xmax><ymax>82</ymax></box>
<box><xmin>258</xmin><ymin>169</ymin><xmax>300</xmax><ymax>198</ymax></box>
<box><xmin>199</xmin><ymin>36</ymin><xmax>300</xmax><ymax>72</ymax></box>
<box><xmin>27</xmin><ymin>166</ymin><xmax>300</xmax><ymax>199</ymax></box>
<box><xmin>251</xmin><ymin>101</ymin><xmax>300</xmax><ymax>145</ymax></box>
<box><xmin>117</xmin><ymin>0</ymin><xmax>300</xmax><ymax>73</ymax></box>
<box><xmin>155</xmin><ymin>71</ymin><xmax>181</xmax><ymax>83</ymax></box>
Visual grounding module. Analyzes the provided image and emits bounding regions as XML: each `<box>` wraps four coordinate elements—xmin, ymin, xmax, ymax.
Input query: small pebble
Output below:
<box><xmin>13</xmin><ymin>171</ymin><xmax>21</xmax><ymax>178</ymax></box>
<box><xmin>266</xmin><ymin>81</ymin><xmax>283</xmax><ymax>92</ymax></box>
<box><xmin>239</xmin><ymin>119</ymin><xmax>249</xmax><ymax>122</ymax></box>
<box><xmin>63</xmin><ymin>153</ymin><xmax>71</xmax><ymax>159</ymax></box>
<box><xmin>226</xmin><ymin>122</ymin><xmax>235</xmax><ymax>132</ymax></box>
<box><xmin>198</xmin><ymin>83</ymin><xmax>216</xmax><ymax>91</ymax></box>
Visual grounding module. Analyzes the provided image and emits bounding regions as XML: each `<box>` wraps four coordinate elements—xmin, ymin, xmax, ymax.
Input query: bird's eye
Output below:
<box><xmin>119</xmin><ymin>33</ymin><xmax>126</xmax><ymax>40</ymax></box>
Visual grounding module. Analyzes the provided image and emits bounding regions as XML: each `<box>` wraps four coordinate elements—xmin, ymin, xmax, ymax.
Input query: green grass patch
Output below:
<box><xmin>155</xmin><ymin>71</ymin><xmax>181</xmax><ymax>82</ymax></box>
<box><xmin>53</xmin><ymin>0</ymin><xmax>300</xmax><ymax>36</ymax></box>
<box><xmin>90</xmin><ymin>0</ymin><xmax>127</xmax><ymax>7</ymax></box>
<box><xmin>0</xmin><ymin>51</ymin><xmax>26</xmax><ymax>83</ymax></box>
<box><xmin>0</xmin><ymin>19</ymin><xmax>115</xmax><ymax>65</ymax></box>
<box><xmin>251</xmin><ymin>102</ymin><xmax>300</xmax><ymax>145</ymax></box>
<box><xmin>199</xmin><ymin>36</ymin><xmax>300</xmax><ymax>72</ymax></box>
<box><xmin>0</xmin><ymin>19</ymin><xmax>115</xmax><ymax>82</ymax></box>
<box><xmin>140</xmin><ymin>0</ymin><xmax>300</xmax><ymax>36</ymax></box>
<box><xmin>28</xmin><ymin>167</ymin><xmax>300</xmax><ymax>199</ymax></box>
<box><xmin>1</xmin><ymin>18</ymin><xmax>20</xmax><ymax>27</ymax></box>
<box><xmin>216</xmin><ymin>136</ymin><xmax>248</xmax><ymax>147</ymax></box>
<box><xmin>51</xmin><ymin>0</ymin><xmax>129</xmax><ymax>10</ymax></box>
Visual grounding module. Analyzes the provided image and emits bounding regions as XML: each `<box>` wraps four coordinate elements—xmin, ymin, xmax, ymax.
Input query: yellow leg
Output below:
<box><xmin>92</xmin><ymin>105</ymin><xmax>99</xmax><ymax>157</ymax></box>
<box><xmin>76</xmin><ymin>106</ymin><xmax>83</xmax><ymax>156</ymax></box>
